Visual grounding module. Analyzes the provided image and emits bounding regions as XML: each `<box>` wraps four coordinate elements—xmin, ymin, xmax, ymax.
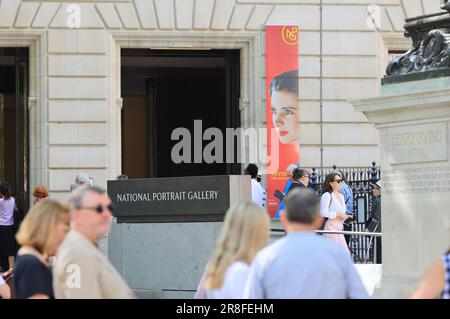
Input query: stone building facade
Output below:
<box><xmin>0</xmin><ymin>0</ymin><xmax>441</xmax><ymax>203</ymax></box>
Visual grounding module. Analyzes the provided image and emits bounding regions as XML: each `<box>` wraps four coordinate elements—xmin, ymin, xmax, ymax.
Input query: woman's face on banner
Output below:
<box><xmin>271</xmin><ymin>90</ymin><xmax>300</xmax><ymax>144</ymax></box>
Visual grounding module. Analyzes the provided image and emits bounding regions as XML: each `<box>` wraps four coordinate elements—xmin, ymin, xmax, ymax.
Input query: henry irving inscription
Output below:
<box><xmin>116</xmin><ymin>190</ymin><xmax>219</xmax><ymax>203</ymax></box>
<box><xmin>388</xmin><ymin>123</ymin><xmax>447</xmax><ymax>164</ymax></box>
<box><xmin>391</xmin><ymin>130</ymin><xmax>443</xmax><ymax>147</ymax></box>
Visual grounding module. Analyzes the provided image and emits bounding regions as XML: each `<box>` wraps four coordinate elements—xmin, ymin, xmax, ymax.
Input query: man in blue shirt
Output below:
<box><xmin>338</xmin><ymin>170</ymin><xmax>354</xmax><ymax>245</ymax></box>
<box><xmin>244</xmin><ymin>188</ymin><xmax>368</xmax><ymax>299</ymax></box>
<box><xmin>275</xmin><ymin>164</ymin><xmax>298</xmax><ymax>219</ymax></box>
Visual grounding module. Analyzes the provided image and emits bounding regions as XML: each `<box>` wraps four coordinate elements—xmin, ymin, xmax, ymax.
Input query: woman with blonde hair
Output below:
<box><xmin>13</xmin><ymin>199</ymin><xmax>70</xmax><ymax>299</ymax></box>
<box><xmin>195</xmin><ymin>202</ymin><xmax>270</xmax><ymax>299</ymax></box>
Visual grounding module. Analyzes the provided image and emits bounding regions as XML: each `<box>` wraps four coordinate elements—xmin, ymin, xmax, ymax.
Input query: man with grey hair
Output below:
<box><xmin>244</xmin><ymin>188</ymin><xmax>368</xmax><ymax>299</ymax></box>
<box><xmin>69</xmin><ymin>172</ymin><xmax>93</xmax><ymax>191</ymax></box>
<box><xmin>53</xmin><ymin>185</ymin><xmax>135</xmax><ymax>299</ymax></box>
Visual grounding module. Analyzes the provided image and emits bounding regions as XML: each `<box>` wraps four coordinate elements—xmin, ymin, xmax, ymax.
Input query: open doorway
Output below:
<box><xmin>0</xmin><ymin>47</ymin><xmax>29</xmax><ymax>212</ymax></box>
<box><xmin>121</xmin><ymin>49</ymin><xmax>241</xmax><ymax>178</ymax></box>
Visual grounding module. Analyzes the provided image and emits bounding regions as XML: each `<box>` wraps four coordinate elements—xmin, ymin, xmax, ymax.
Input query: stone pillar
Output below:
<box><xmin>351</xmin><ymin>5</ymin><xmax>450</xmax><ymax>298</ymax></box>
<box><xmin>353</xmin><ymin>76</ymin><xmax>450</xmax><ymax>298</ymax></box>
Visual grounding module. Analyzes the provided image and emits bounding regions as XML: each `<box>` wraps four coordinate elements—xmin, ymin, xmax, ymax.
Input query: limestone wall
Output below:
<box><xmin>0</xmin><ymin>0</ymin><xmax>440</xmax><ymax>201</ymax></box>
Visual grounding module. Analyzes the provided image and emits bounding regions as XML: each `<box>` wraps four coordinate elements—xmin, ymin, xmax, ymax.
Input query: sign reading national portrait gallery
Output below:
<box><xmin>265</xmin><ymin>25</ymin><xmax>300</xmax><ymax>218</ymax></box>
<box><xmin>108</xmin><ymin>175</ymin><xmax>233</xmax><ymax>223</ymax></box>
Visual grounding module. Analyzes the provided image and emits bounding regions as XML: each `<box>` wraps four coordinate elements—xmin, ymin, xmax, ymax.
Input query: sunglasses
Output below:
<box><xmin>77</xmin><ymin>204</ymin><xmax>115</xmax><ymax>214</ymax></box>
<box><xmin>333</xmin><ymin>179</ymin><xmax>342</xmax><ymax>184</ymax></box>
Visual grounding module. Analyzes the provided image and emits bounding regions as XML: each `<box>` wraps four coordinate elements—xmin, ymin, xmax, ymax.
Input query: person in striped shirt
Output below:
<box><xmin>412</xmin><ymin>248</ymin><xmax>450</xmax><ymax>299</ymax></box>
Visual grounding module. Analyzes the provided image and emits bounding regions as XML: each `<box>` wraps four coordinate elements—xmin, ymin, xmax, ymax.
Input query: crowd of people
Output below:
<box><xmin>0</xmin><ymin>168</ymin><xmax>449</xmax><ymax>299</ymax></box>
<box><xmin>0</xmin><ymin>179</ymin><xmax>136</xmax><ymax>299</ymax></box>
<box><xmin>195</xmin><ymin>189</ymin><xmax>369</xmax><ymax>298</ymax></box>
<box><xmin>194</xmin><ymin>187</ymin><xmax>450</xmax><ymax>299</ymax></box>
<box><xmin>249</xmin><ymin>162</ymin><xmax>381</xmax><ymax>260</ymax></box>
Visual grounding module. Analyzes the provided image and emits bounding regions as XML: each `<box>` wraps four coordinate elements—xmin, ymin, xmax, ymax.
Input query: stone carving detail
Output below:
<box><xmin>443</xmin><ymin>1</ymin><xmax>450</xmax><ymax>12</ymax></box>
<box><xmin>386</xmin><ymin>29</ymin><xmax>450</xmax><ymax>77</ymax></box>
<box><xmin>385</xmin><ymin>3</ymin><xmax>450</xmax><ymax>78</ymax></box>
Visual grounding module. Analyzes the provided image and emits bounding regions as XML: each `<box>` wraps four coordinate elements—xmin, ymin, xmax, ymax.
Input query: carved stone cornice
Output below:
<box><xmin>384</xmin><ymin>3</ymin><xmax>450</xmax><ymax>84</ymax></box>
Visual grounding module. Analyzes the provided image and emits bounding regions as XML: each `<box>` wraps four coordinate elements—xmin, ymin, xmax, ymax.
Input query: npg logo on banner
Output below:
<box><xmin>282</xmin><ymin>26</ymin><xmax>298</xmax><ymax>46</ymax></box>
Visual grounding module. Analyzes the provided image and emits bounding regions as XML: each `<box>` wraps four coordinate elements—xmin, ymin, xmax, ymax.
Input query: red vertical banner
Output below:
<box><xmin>265</xmin><ymin>26</ymin><xmax>300</xmax><ymax>218</ymax></box>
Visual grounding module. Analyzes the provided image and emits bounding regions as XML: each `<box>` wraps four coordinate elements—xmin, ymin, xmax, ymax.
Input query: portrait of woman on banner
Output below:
<box><xmin>270</xmin><ymin>69</ymin><xmax>300</xmax><ymax>148</ymax></box>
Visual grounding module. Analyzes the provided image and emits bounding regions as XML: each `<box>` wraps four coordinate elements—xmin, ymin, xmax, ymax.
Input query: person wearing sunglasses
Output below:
<box><xmin>53</xmin><ymin>185</ymin><xmax>135</xmax><ymax>299</ymax></box>
<box><xmin>319</xmin><ymin>173</ymin><xmax>351</xmax><ymax>252</ymax></box>
<box><xmin>287</xmin><ymin>168</ymin><xmax>310</xmax><ymax>195</ymax></box>
<box><xmin>365</xmin><ymin>182</ymin><xmax>382</xmax><ymax>263</ymax></box>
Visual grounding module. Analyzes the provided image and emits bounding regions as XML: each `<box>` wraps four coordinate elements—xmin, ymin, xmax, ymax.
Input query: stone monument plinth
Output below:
<box><xmin>351</xmin><ymin>4</ymin><xmax>450</xmax><ymax>298</ymax></box>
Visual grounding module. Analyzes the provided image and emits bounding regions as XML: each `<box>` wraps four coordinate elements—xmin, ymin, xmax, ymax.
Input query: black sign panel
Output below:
<box><xmin>107</xmin><ymin>175</ymin><xmax>231</xmax><ymax>223</ymax></box>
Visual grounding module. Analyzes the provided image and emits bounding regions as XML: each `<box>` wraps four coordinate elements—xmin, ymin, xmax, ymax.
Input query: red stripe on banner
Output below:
<box><xmin>265</xmin><ymin>25</ymin><xmax>300</xmax><ymax>218</ymax></box>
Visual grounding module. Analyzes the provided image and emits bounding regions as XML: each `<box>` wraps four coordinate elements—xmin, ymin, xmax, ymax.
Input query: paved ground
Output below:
<box><xmin>355</xmin><ymin>264</ymin><xmax>382</xmax><ymax>296</ymax></box>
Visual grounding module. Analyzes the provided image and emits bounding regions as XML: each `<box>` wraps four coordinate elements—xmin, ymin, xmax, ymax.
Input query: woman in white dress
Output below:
<box><xmin>194</xmin><ymin>202</ymin><xmax>270</xmax><ymax>299</ymax></box>
<box><xmin>320</xmin><ymin>173</ymin><xmax>351</xmax><ymax>252</ymax></box>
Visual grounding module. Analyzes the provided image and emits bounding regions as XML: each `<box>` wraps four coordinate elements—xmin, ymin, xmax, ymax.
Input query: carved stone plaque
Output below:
<box><xmin>388</xmin><ymin>122</ymin><xmax>448</xmax><ymax>164</ymax></box>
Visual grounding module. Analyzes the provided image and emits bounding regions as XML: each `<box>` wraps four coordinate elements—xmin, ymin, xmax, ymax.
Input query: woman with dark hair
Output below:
<box><xmin>319</xmin><ymin>173</ymin><xmax>350</xmax><ymax>251</ymax></box>
<box><xmin>269</xmin><ymin>70</ymin><xmax>300</xmax><ymax>218</ymax></box>
<box><xmin>0</xmin><ymin>182</ymin><xmax>17</xmax><ymax>270</ymax></box>
<box><xmin>270</xmin><ymin>70</ymin><xmax>299</xmax><ymax>145</ymax></box>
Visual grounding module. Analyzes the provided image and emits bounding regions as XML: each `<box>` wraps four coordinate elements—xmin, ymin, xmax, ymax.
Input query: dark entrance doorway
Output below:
<box><xmin>121</xmin><ymin>49</ymin><xmax>240</xmax><ymax>178</ymax></box>
<box><xmin>0</xmin><ymin>47</ymin><xmax>29</xmax><ymax>212</ymax></box>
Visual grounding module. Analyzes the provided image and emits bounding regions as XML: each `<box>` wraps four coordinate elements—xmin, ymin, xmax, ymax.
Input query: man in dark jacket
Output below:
<box><xmin>287</xmin><ymin>169</ymin><xmax>310</xmax><ymax>195</ymax></box>
<box><xmin>366</xmin><ymin>181</ymin><xmax>381</xmax><ymax>263</ymax></box>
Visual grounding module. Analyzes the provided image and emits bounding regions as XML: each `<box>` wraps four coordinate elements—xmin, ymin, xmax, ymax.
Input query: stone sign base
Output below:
<box><xmin>108</xmin><ymin>221</ymin><xmax>222</xmax><ymax>298</ymax></box>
